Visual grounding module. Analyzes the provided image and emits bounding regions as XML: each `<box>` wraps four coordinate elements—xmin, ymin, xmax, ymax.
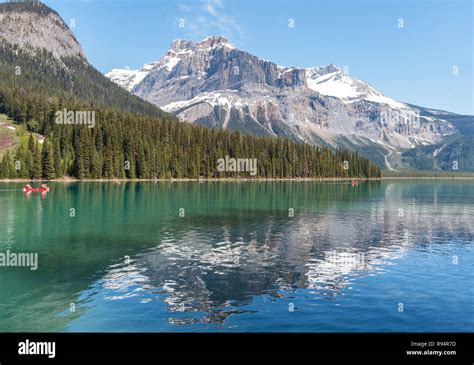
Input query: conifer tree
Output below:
<box><xmin>32</xmin><ymin>142</ymin><xmax>42</xmax><ymax>179</ymax></box>
<box><xmin>41</xmin><ymin>140</ymin><xmax>55</xmax><ymax>180</ymax></box>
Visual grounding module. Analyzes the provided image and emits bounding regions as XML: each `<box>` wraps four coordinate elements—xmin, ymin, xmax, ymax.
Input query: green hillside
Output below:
<box><xmin>401</xmin><ymin>108</ymin><xmax>474</xmax><ymax>172</ymax></box>
<box><xmin>0</xmin><ymin>10</ymin><xmax>379</xmax><ymax>180</ymax></box>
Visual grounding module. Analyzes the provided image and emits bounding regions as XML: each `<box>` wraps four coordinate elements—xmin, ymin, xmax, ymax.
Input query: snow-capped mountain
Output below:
<box><xmin>106</xmin><ymin>36</ymin><xmax>455</xmax><ymax>169</ymax></box>
<box><xmin>305</xmin><ymin>65</ymin><xmax>407</xmax><ymax>109</ymax></box>
<box><xmin>105</xmin><ymin>61</ymin><xmax>160</xmax><ymax>92</ymax></box>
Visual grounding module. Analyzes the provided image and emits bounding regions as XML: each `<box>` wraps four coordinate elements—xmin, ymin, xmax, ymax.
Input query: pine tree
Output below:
<box><xmin>53</xmin><ymin>138</ymin><xmax>61</xmax><ymax>178</ymax></box>
<box><xmin>32</xmin><ymin>142</ymin><xmax>42</xmax><ymax>179</ymax></box>
<box><xmin>0</xmin><ymin>151</ymin><xmax>14</xmax><ymax>178</ymax></box>
<box><xmin>41</xmin><ymin>140</ymin><xmax>55</xmax><ymax>180</ymax></box>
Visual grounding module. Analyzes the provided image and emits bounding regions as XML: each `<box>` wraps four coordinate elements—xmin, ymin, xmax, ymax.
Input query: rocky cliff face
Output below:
<box><xmin>0</xmin><ymin>2</ymin><xmax>85</xmax><ymax>60</ymax></box>
<box><xmin>107</xmin><ymin>36</ymin><xmax>456</xmax><ymax>169</ymax></box>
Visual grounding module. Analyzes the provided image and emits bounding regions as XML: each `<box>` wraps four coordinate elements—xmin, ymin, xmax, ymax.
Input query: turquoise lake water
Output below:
<box><xmin>0</xmin><ymin>181</ymin><xmax>473</xmax><ymax>332</ymax></box>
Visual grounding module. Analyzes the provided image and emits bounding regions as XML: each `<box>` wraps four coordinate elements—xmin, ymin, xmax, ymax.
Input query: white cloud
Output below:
<box><xmin>178</xmin><ymin>4</ymin><xmax>192</xmax><ymax>13</ymax></box>
<box><xmin>203</xmin><ymin>0</ymin><xmax>223</xmax><ymax>16</ymax></box>
<box><xmin>176</xmin><ymin>0</ymin><xmax>243</xmax><ymax>43</ymax></box>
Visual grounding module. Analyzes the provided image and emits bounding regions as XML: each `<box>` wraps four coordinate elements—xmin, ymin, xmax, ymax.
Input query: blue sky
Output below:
<box><xmin>44</xmin><ymin>0</ymin><xmax>472</xmax><ymax>114</ymax></box>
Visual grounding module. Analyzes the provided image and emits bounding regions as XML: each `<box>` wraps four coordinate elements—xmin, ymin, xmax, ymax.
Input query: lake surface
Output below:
<box><xmin>0</xmin><ymin>181</ymin><xmax>473</xmax><ymax>332</ymax></box>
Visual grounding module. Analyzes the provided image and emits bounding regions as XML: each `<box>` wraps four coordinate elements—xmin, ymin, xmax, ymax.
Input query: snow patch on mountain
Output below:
<box><xmin>106</xmin><ymin>36</ymin><xmax>236</xmax><ymax>92</ymax></box>
<box><xmin>305</xmin><ymin>66</ymin><xmax>407</xmax><ymax>109</ymax></box>
<box><xmin>106</xmin><ymin>61</ymin><xmax>159</xmax><ymax>92</ymax></box>
<box><xmin>162</xmin><ymin>91</ymin><xmax>240</xmax><ymax>112</ymax></box>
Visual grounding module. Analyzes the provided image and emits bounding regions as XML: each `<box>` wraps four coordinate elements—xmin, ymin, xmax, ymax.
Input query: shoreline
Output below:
<box><xmin>1</xmin><ymin>176</ymin><xmax>474</xmax><ymax>183</ymax></box>
<box><xmin>0</xmin><ymin>177</ymin><xmax>379</xmax><ymax>183</ymax></box>
<box><xmin>381</xmin><ymin>176</ymin><xmax>474</xmax><ymax>180</ymax></box>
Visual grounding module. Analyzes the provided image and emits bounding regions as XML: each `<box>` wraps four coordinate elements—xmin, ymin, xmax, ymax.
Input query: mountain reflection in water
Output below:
<box><xmin>0</xmin><ymin>181</ymin><xmax>472</xmax><ymax>332</ymax></box>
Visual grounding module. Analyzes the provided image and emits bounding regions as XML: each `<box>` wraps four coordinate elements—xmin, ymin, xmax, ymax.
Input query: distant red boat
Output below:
<box><xmin>351</xmin><ymin>180</ymin><xmax>358</xmax><ymax>187</ymax></box>
<box><xmin>22</xmin><ymin>184</ymin><xmax>50</xmax><ymax>193</ymax></box>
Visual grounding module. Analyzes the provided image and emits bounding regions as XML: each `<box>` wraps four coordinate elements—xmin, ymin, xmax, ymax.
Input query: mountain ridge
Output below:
<box><xmin>0</xmin><ymin>1</ymin><xmax>85</xmax><ymax>60</ymax></box>
<box><xmin>106</xmin><ymin>36</ymin><xmax>462</xmax><ymax>170</ymax></box>
<box><xmin>0</xmin><ymin>2</ymin><xmax>380</xmax><ymax>180</ymax></box>
<box><xmin>0</xmin><ymin>1</ymin><xmax>170</xmax><ymax>119</ymax></box>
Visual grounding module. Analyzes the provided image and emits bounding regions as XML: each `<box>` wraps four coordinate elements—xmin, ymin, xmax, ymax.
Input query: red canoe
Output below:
<box><xmin>22</xmin><ymin>186</ymin><xmax>50</xmax><ymax>193</ymax></box>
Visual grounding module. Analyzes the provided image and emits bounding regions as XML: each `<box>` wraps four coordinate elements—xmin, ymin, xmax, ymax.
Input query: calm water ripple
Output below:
<box><xmin>0</xmin><ymin>181</ymin><xmax>473</xmax><ymax>332</ymax></box>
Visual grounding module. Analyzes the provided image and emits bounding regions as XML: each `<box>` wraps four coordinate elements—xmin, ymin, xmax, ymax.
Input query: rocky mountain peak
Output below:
<box><xmin>199</xmin><ymin>35</ymin><xmax>233</xmax><ymax>49</ymax></box>
<box><xmin>306</xmin><ymin>64</ymin><xmax>342</xmax><ymax>79</ymax></box>
<box><xmin>169</xmin><ymin>39</ymin><xmax>194</xmax><ymax>52</ymax></box>
<box><xmin>0</xmin><ymin>1</ymin><xmax>86</xmax><ymax>60</ymax></box>
<box><xmin>169</xmin><ymin>36</ymin><xmax>234</xmax><ymax>53</ymax></box>
<box><xmin>106</xmin><ymin>36</ymin><xmax>455</xmax><ymax>168</ymax></box>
